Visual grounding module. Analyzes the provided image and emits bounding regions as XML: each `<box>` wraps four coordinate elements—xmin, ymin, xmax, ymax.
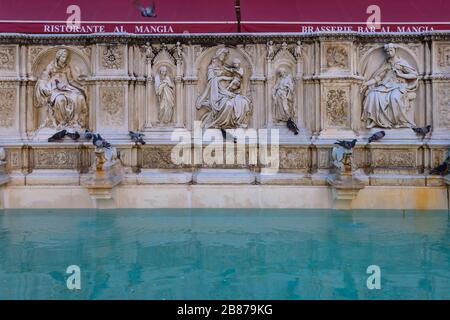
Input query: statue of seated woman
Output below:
<box><xmin>196</xmin><ymin>48</ymin><xmax>252</xmax><ymax>129</ymax></box>
<box><xmin>34</xmin><ymin>48</ymin><xmax>88</xmax><ymax>130</ymax></box>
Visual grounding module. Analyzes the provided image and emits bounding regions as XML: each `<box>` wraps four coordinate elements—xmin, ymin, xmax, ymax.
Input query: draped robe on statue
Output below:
<box><xmin>34</xmin><ymin>50</ymin><xmax>87</xmax><ymax>129</ymax></box>
<box><xmin>362</xmin><ymin>56</ymin><xmax>418</xmax><ymax>129</ymax></box>
<box><xmin>196</xmin><ymin>54</ymin><xmax>251</xmax><ymax>129</ymax></box>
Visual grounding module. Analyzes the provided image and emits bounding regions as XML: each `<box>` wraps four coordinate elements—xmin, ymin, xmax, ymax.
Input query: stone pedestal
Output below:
<box><xmin>327</xmin><ymin>146</ymin><xmax>366</xmax><ymax>208</ymax></box>
<box><xmin>81</xmin><ymin>150</ymin><xmax>124</xmax><ymax>208</ymax></box>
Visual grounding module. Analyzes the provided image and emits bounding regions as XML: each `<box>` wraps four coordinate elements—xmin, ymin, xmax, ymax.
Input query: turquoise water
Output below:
<box><xmin>0</xmin><ymin>209</ymin><xmax>449</xmax><ymax>300</ymax></box>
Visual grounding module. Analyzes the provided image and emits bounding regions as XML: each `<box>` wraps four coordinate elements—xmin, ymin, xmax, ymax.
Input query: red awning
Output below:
<box><xmin>0</xmin><ymin>0</ymin><xmax>237</xmax><ymax>34</ymax></box>
<box><xmin>240</xmin><ymin>0</ymin><xmax>450</xmax><ymax>33</ymax></box>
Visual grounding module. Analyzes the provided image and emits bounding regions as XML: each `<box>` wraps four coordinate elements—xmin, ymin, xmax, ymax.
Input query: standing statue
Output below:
<box><xmin>361</xmin><ymin>43</ymin><xmax>418</xmax><ymax>129</ymax></box>
<box><xmin>196</xmin><ymin>48</ymin><xmax>252</xmax><ymax>129</ymax></box>
<box><xmin>154</xmin><ymin>66</ymin><xmax>175</xmax><ymax>124</ymax></box>
<box><xmin>272</xmin><ymin>67</ymin><xmax>295</xmax><ymax>122</ymax></box>
<box><xmin>34</xmin><ymin>48</ymin><xmax>88</xmax><ymax>129</ymax></box>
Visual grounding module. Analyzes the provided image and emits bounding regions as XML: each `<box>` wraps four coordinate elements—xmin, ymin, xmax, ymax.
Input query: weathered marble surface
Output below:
<box><xmin>0</xmin><ymin>32</ymin><xmax>449</xmax><ymax>209</ymax></box>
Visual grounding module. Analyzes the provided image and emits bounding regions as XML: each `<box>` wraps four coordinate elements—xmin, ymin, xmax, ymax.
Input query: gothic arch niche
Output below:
<box><xmin>270</xmin><ymin>49</ymin><xmax>297</xmax><ymax>126</ymax></box>
<box><xmin>150</xmin><ymin>49</ymin><xmax>177</xmax><ymax>127</ymax></box>
<box><xmin>31</xmin><ymin>46</ymin><xmax>91</xmax><ymax>133</ymax></box>
<box><xmin>194</xmin><ymin>46</ymin><xmax>253</xmax><ymax>128</ymax></box>
<box><xmin>359</xmin><ymin>44</ymin><xmax>423</xmax><ymax>131</ymax></box>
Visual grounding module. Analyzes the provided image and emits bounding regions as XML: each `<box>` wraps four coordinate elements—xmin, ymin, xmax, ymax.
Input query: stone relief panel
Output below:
<box><xmin>0</xmin><ymin>46</ymin><xmax>17</xmax><ymax>74</ymax></box>
<box><xmin>5</xmin><ymin>148</ymin><xmax>21</xmax><ymax>171</ymax></box>
<box><xmin>323</xmin><ymin>86</ymin><xmax>349</xmax><ymax>128</ymax></box>
<box><xmin>141</xmin><ymin>145</ymin><xmax>180</xmax><ymax>169</ymax></box>
<box><xmin>321</xmin><ymin>42</ymin><xmax>350</xmax><ymax>73</ymax></box>
<box><xmin>32</xmin><ymin>47</ymin><xmax>90</xmax><ymax>131</ymax></box>
<box><xmin>99</xmin><ymin>85</ymin><xmax>127</xmax><ymax>131</ymax></box>
<box><xmin>279</xmin><ymin>147</ymin><xmax>309</xmax><ymax>169</ymax></box>
<box><xmin>33</xmin><ymin>149</ymin><xmax>79</xmax><ymax>169</ymax></box>
<box><xmin>195</xmin><ymin>46</ymin><xmax>253</xmax><ymax>129</ymax></box>
<box><xmin>371</xmin><ymin>149</ymin><xmax>417</xmax><ymax>168</ymax></box>
<box><xmin>435</xmin><ymin>42</ymin><xmax>450</xmax><ymax>74</ymax></box>
<box><xmin>98</xmin><ymin>44</ymin><xmax>126</xmax><ymax>74</ymax></box>
<box><xmin>360</xmin><ymin>44</ymin><xmax>419</xmax><ymax>129</ymax></box>
<box><xmin>0</xmin><ymin>86</ymin><xmax>17</xmax><ymax>130</ymax></box>
<box><xmin>437</xmin><ymin>83</ymin><xmax>450</xmax><ymax>128</ymax></box>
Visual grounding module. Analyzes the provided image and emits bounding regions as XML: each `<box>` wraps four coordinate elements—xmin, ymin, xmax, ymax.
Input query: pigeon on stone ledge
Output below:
<box><xmin>430</xmin><ymin>161</ymin><xmax>448</xmax><ymax>176</ymax></box>
<box><xmin>334</xmin><ymin>139</ymin><xmax>357</xmax><ymax>150</ymax></box>
<box><xmin>412</xmin><ymin>125</ymin><xmax>431</xmax><ymax>139</ymax></box>
<box><xmin>286</xmin><ymin>118</ymin><xmax>299</xmax><ymax>135</ymax></box>
<box><xmin>129</xmin><ymin>131</ymin><xmax>146</xmax><ymax>145</ymax></box>
<box><xmin>66</xmin><ymin>131</ymin><xmax>80</xmax><ymax>141</ymax></box>
<box><xmin>82</xmin><ymin>129</ymin><xmax>94</xmax><ymax>140</ymax></box>
<box><xmin>48</xmin><ymin>130</ymin><xmax>67</xmax><ymax>142</ymax></box>
<box><xmin>368</xmin><ymin>131</ymin><xmax>385</xmax><ymax>143</ymax></box>
<box><xmin>92</xmin><ymin>133</ymin><xmax>111</xmax><ymax>149</ymax></box>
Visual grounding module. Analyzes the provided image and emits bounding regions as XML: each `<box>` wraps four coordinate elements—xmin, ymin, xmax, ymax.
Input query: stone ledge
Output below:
<box><xmin>193</xmin><ymin>169</ymin><xmax>256</xmax><ymax>184</ymax></box>
<box><xmin>136</xmin><ymin>169</ymin><xmax>193</xmax><ymax>184</ymax></box>
<box><xmin>26</xmin><ymin>169</ymin><xmax>80</xmax><ymax>186</ymax></box>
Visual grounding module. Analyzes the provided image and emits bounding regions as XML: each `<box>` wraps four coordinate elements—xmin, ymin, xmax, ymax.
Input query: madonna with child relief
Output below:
<box><xmin>196</xmin><ymin>48</ymin><xmax>252</xmax><ymax>129</ymax></box>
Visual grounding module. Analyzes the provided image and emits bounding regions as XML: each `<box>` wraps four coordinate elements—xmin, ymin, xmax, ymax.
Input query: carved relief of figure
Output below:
<box><xmin>154</xmin><ymin>66</ymin><xmax>175</xmax><ymax>124</ymax></box>
<box><xmin>272</xmin><ymin>67</ymin><xmax>295</xmax><ymax>122</ymax></box>
<box><xmin>361</xmin><ymin>43</ymin><xmax>418</xmax><ymax>129</ymax></box>
<box><xmin>196</xmin><ymin>48</ymin><xmax>252</xmax><ymax>129</ymax></box>
<box><xmin>34</xmin><ymin>48</ymin><xmax>88</xmax><ymax>129</ymax></box>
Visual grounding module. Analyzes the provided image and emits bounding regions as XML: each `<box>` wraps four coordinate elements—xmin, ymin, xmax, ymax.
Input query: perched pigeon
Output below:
<box><xmin>334</xmin><ymin>139</ymin><xmax>357</xmax><ymax>150</ymax></box>
<box><xmin>368</xmin><ymin>131</ymin><xmax>386</xmax><ymax>143</ymax></box>
<box><xmin>134</xmin><ymin>0</ymin><xmax>156</xmax><ymax>17</ymax></box>
<box><xmin>66</xmin><ymin>131</ymin><xmax>80</xmax><ymax>141</ymax></box>
<box><xmin>430</xmin><ymin>161</ymin><xmax>448</xmax><ymax>176</ymax></box>
<box><xmin>82</xmin><ymin>129</ymin><xmax>94</xmax><ymax>140</ymax></box>
<box><xmin>48</xmin><ymin>130</ymin><xmax>67</xmax><ymax>142</ymax></box>
<box><xmin>220</xmin><ymin>129</ymin><xmax>237</xmax><ymax>143</ymax></box>
<box><xmin>286</xmin><ymin>118</ymin><xmax>299</xmax><ymax>135</ymax></box>
<box><xmin>412</xmin><ymin>125</ymin><xmax>431</xmax><ymax>138</ymax></box>
<box><xmin>92</xmin><ymin>133</ymin><xmax>111</xmax><ymax>149</ymax></box>
<box><xmin>220</xmin><ymin>128</ymin><xmax>227</xmax><ymax>140</ymax></box>
<box><xmin>129</xmin><ymin>131</ymin><xmax>146</xmax><ymax>145</ymax></box>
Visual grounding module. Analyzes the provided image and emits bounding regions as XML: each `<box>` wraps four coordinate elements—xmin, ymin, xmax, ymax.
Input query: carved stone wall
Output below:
<box><xmin>0</xmin><ymin>33</ymin><xmax>448</xmax><ymax>188</ymax></box>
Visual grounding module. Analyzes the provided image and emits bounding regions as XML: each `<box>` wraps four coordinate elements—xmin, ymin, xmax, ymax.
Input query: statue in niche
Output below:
<box><xmin>34</xmin><ymin>48</ymin><xmax>88</xmax><ymax>129</ymax></box>
<box><xmin>196</xmin><ymin>48</ymin><xmax>252</xmax><ymax>129</ymax></box>
<box><xmin>361</xmin><ymin>43</ymin><xmax>418</xmax><ymax>129</ymax></box>
<box><xmin>272</xmin><ymin>67</ymin><xmax>295</xmax><ymax>122</ymax></box>
<box><xmin>154</xmin><ymin>66</ymin><xmax>175</xmax><ymax>124</ymax></box>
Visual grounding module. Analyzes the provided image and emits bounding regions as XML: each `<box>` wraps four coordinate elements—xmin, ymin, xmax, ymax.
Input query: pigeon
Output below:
<box><xmin>368</xmin><ymin>131</ymin><xmax>386</xmax><ymax>143</ymax></box>
<box><xmin>220</xmin><ymin>129</ymin><xmax>237</xmax><ymax>143</ymax></box>
<box><xmin>430</xmin><ymin>161</ymin><xmax>448</xmax><ymax>176</ymax></box>
<box><xmin>412</xmin><ymin>125</ymin><xmax>431</xmax><ymax>138</ymax></box>
<box><xmin>220</xmin><ymin>128</ymin><xmax>227</xmax><ymax>140</ymax></box>
<box><xmin>134</xmin><ymin>0</ymin><xmax>156</xmax><ymax>17</ymax></box>
<box><xmin>66</xmin><ymin>131</ymin><xmax>80</xmax><ymax>141</ymax></box>
<box><xmin>92</xmin><ymin>133</ymin><xmax>111</xmax><ymax>149</ymax></box>
<box><xmin>48</xmin><ymin>130</ymin><xmax>67</xmax><ymax>142</ymax></box>
<box><xmin>129</xmin><ymin>131</ymin><xmax>146</xmax><ymax>145</ymax></box>
<box><xmin>82</xmin><ymin>129</ymin><xmax>94</xmax><ymax>140</ymax></box>
<box><xmin>286</xmin><ymin>118</ymin><xmax>299</xmax><ymax>135</ymax></box>
<box><xmin>334</xmin><ymin>139</ymin><xmax>357</xmax><ymax>150</ymax></box>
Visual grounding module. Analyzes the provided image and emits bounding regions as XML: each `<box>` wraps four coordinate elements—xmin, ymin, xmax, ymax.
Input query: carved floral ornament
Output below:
<box><xmin>0</xmin><ymin>47</ymin><xmax>15</xmax><ymax>71</ymax></box>
<box><xmin>102</xmin><ymin>45</ymin><xmax>123</xmax><ymax>69</ymax></box>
